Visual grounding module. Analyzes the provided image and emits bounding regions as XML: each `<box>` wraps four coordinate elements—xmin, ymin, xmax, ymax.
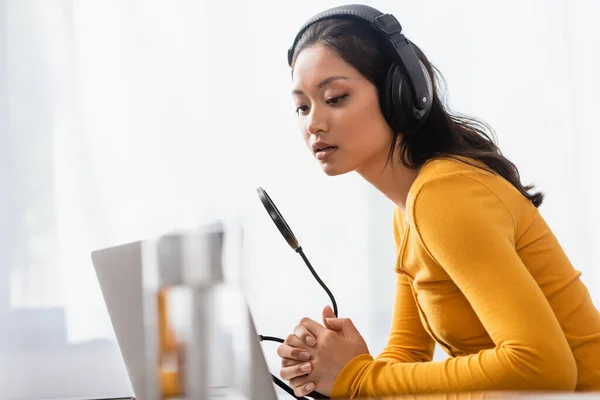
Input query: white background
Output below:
<box><xmin>0</xmin><ymin>0</ymin><xmax>599</xmax><ymax>398</ymax></box>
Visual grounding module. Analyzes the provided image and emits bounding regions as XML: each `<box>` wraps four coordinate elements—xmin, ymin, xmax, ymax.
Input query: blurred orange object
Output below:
<box><xmin>158</xmin><ymin>287</ymin><xmax>183</xmax><ymax>398</ymax></box>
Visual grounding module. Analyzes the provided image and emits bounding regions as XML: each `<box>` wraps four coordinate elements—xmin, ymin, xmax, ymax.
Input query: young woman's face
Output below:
<box><xmin>291</xmin><ymin>44</ymin><xmax>394</xmax><ymax>176</ymax></box>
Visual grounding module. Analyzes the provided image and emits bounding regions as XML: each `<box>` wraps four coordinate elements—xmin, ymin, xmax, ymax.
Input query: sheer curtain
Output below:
<box><xmin>1</xmin><ymin>0</ymin><xmax>598</xmax><ymax>399</ymax></box>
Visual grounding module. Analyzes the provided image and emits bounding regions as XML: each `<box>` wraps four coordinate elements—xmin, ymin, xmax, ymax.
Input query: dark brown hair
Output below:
<box><xmin>290</xmin><ymin>18</ymin><xmax>544</xmax><ymax>207</ymax></box>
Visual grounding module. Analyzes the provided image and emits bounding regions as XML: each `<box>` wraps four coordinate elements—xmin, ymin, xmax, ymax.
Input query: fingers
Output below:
<box><xmin>282</xmin><ymin>357</ymin><xmax>305</xmax><ymax>367</ymax></box>
<box><xmin>325</xmin><ymin>317</ymin><xmax>358</xmax><ymax>338</ymax></box>
<box><xmin>291</xmin><ymin>376</ymin><xmax>315</xmax><ymax>397</ymax></box>
<box><xmin>277</xmin><ymin>340</ymin><xmax>311</xmax><ymax>362</ymax></box>
<box><xmin>278</xmin><ymin>345</ymin><xmax>314</xmax><ymax>398</ymax></box>
<box><xmin>294</xmin><ymin>323</ymin><xmax>317</xmax><ymax>347</ymax></box>
<box><xmin>290</xmin><ymin>376</ymin><xmax>315</xmax><ymax>398</ymax></box>
<box><xmin>283</xmin><ymin>333</ymin><xmax>310</xmax><ymax>353</ymax></box>
<box><xmin>280</xmin><ymin>360</ymin><xmax>312</xmax><ymax>381</ymax></box>
<box><xmin>298</xmin><ymin>317</ymin><xmax>327</xmax><ymax>339</ymax></box>
<box><xmin>322</xmin><ymin>305</ymin><xmax>336</xmax><ymax>329</ymax></box>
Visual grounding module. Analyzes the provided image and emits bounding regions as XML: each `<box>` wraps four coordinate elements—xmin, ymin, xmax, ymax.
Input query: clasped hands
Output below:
<box><xmin>276</xmin><ymin>305</ymin><xmax>370</xmax><ymax>398</ymax></box>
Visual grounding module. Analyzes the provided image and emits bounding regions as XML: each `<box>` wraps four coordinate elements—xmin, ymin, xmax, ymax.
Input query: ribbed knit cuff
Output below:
<box><xmin>331</xmin><ymin>353</ymin><xmax>374</xmax><ymax>398</ymax></box>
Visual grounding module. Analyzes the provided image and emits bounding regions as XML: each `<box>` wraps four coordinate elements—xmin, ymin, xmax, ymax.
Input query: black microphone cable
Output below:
<box><xmin>297</xmin><ymin>247</ymin><xmax>337</xmax><ymax>318</ymax></box>
<box><xmin>259</xmin><ymin>246</ymin><xmax>337</xmax><ymax>400</ymax></box>
<box><xmin>255</xmin><ymin>186</ymin><xmax>338</xmax><ymax>399</ymax></box>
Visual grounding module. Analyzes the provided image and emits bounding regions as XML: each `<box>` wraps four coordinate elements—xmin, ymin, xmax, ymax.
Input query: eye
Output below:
<box><xmin>295</xmin><ymin>105</ymin><xmax>309</xmax><ymax>115</ymax></box>
<box><xmin>326</xmin><ymin>94</ymin><xmax>349</xmax><ymax>105</ymax></box>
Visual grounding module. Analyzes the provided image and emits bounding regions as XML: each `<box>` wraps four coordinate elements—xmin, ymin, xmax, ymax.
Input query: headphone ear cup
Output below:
<box><xmin>416</xmin><ymin>59</ymin><xmax>433</xmax><ymax>119</ymax></box>
<box><xmin>382</xmin><ymin>60</ymin><xmax>433</xmax><ymax>134</ymax></box>
<box><xmin>382</xmin><ymin>63</ymin><xmax>405</xmax><ymax>134</ymax></box>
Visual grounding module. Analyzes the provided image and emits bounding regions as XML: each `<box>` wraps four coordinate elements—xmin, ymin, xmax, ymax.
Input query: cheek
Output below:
<box><xmin>343</xmin><ymin>102</ymin><xmax>381</xmax><ymax>144</ymax></box>
<box><xmin>341</xmin><ymin>101</ymin><xmax>392</xmax><ymax>159</ymax></box>
<box><xmin>299</xmin><ymin>121</ymin><xmax>310</xmax><ymax>145</ymax></box>
<box><xmin>298</xmin><ymin>119</ymin><xmax>310</xmax><ymax>142</ymax></box>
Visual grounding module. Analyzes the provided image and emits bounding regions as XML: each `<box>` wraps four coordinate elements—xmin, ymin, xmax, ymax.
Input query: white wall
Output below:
<box><xmin>1</xmin><ymin>0</ymin><xmax>598</xmax><ymax>398</ymax></box>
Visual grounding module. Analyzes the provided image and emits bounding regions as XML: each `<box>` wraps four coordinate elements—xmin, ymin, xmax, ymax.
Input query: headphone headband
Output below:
<box><xmin>287</xmin><ymin>4</ymin><xmax>431</xmax><ymax>112</ymax></box>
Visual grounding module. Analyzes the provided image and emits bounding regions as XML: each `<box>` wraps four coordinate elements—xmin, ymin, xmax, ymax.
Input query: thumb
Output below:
<box><xmin>322</xmin><ymin>305</ymin><xmax>336</xmax><ymax>329</ymax></box>
<box><xmin>325</xmin><ymin>317</ymin><xmax>361</xmax><ymax>339</ymax></box>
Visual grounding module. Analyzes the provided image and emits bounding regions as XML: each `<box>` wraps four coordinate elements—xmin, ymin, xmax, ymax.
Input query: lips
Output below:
<box><xmin>312</xmin><ymin>142</ymin><xmax>338</xmax><ymax>153</ymax></box>
<box><xmin>314</xmin><ymin>146</ymin><xmax>338</xmax><ymax>161</ymax></box>
<box><xmin>315</xmin><ymin>145</ymin><xmax>337</xmax><ymax>153</ymax></box>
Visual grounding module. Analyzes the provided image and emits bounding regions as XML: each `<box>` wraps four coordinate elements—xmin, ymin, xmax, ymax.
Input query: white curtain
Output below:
<box><xmin>1</xmin><ymin>0</ymin><xmax>598</xmax><ymax>398</ymax></box>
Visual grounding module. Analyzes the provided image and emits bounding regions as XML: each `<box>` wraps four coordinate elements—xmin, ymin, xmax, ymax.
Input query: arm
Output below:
<box><xmin>376</xmin><ymin>207</ymin><xmax>434</xmax><ymax>363</ymax></box>
<box><xmin>375</xmin><ymin>273</ymin><xmax>435</xmax><ymax>363</ymax></box>
<box><xmin>331</xmin><ymin>173</ymin><xmax>577</xmax><ymax>398</ymax></box>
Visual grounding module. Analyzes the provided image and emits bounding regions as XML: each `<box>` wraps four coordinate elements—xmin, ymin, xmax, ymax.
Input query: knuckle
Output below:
<box><xmin>291</xmin><ymin>376</ymin><xmax>311</xmax><ymax>393</ymax></box>
<box><xmin>292</xmin><ymin>348</ymin><xmax>304</xmax><ymax>359</ymax></box>
<box><xmin>281</xmin><ymin>358</ymin><xmax>293</xmax><ymax>367</ymax></box>
<box><xmin>324</xmin><ymin>329</ymin><xmax>335</xmax><ymax>339</ymax></box>
<box><xmin>289</xmin><ymin>356</ymin><xmax>303</xmax><ymax>365</ymax></box>
<box><xmin>285</xmin><ymin>334</ymin><xmax>296</xmax><ymax>343</ymax></box>
<box><xmin>289</xmin><ymin>376</ymin><xmax>302</xmax><ymax>387</ymax></box>
<box><xmin>323</xmin><ymin>330</ymin><xmax>336</xmax><ymax>343</ymax></box>
<box><xmin>279</xmin><ymin>367</ymin><xmax>289</xmax><ymax>380</ymax></box>
<box><xmin>293</xmin><ymin>324</ymin><xmax>305</xmax><ymax>337</ymax></box>
<box><xmin>300</xmin><ymin>317</ymin><xmax>311</xmax><ymax>325</ymax></box>
<box><xmin>276</xmin><ymin>344</ymin><xmax>286</xmax><ymax>357</ymax></box>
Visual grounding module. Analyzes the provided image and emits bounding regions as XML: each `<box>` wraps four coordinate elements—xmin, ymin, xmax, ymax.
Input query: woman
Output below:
<box><xmin>276</xmin><ymin>4</ymin><xmax>600</xmax><ymax>399</ymax></box>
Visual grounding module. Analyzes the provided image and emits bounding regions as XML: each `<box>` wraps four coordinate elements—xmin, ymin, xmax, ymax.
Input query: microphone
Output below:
<box><xmin>256</xmin><ymin>187</ymin><xmax>338</xmax><ymax>317</ymax></box>
<box><xmin>256</xmin><ymin>186</ymin><xmax>338</xmax><ymax>400</ymax></box>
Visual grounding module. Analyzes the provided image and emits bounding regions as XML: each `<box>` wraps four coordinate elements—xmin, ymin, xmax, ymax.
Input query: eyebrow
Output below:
<box><xmin>291</xmin><ymin>76</ymin><xmax>349</xmax><ymax>95</ymax></box>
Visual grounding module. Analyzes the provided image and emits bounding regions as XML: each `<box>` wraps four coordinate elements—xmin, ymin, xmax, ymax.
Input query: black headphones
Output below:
<box><xmin>288</xmin><ymin>4</ymin><xmax>433</xmax><ymax>135</ymax></box>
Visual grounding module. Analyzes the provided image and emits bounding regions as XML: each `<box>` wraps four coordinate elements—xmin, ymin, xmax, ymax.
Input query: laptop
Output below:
<box><xmin>91</xmin><ymin>224</ymin><xmax>278</xmax><ymax>400</ymax></box>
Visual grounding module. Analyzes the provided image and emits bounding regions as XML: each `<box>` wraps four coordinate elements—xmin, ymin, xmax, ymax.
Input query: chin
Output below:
<box><xmin>321</xmin><ymin>162</ymin><xmax>352</xmax><ymax>177</ymax></box>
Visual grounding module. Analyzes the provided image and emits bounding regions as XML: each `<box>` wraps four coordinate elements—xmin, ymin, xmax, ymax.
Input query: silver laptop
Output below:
<box><xmin>91</xmin><ymin>225</ymin><xmax>278</xmax><ymax>400</ymax></box>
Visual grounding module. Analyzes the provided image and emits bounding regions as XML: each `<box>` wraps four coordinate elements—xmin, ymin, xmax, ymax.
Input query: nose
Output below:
<box><xmin>306</xmin><ymin>107</ymin><xmax>328</xmax><ymax>136</ymax></box>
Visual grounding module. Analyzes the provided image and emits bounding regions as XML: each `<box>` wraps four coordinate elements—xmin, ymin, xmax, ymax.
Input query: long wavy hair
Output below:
<box><xmin>290</xmin><ymin>18</ymin><xmax>544</xmax><ymax>207</ymax></box>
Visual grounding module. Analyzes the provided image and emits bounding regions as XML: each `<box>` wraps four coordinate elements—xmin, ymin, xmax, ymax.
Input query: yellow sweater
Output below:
<box><xmin>331</xmin><ymin>157</ymin><xmax>600</xmax><ymax>398</ymax></box>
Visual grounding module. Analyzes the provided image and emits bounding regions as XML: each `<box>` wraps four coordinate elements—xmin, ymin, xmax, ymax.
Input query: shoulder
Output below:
<box><xmin>408</xmin><ymin>157</ymin><xmax>525</xmax><ymax>209</ymax></box>
<box><xmin>406</xmin><ymin>157</ymin><xmax>520</xmax><ymax>234</ymax></box>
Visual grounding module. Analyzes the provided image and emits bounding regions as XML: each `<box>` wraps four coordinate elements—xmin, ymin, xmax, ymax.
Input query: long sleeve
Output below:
<box><xmin>331</xmin><ymin>172</ymin><xmax>577</xmax><ymax>398</ymax></box>
<box><xmin>376</xmin><ymin>208</ymin><xmax>435</xmax><ymax>363</ymax></box>
<box><xmin>375</xmin><ymin>273</ymin><xmax>435</xmax><ymax>363</ymax></box>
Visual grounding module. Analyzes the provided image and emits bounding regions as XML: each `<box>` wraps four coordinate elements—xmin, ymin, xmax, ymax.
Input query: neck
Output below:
<box><xmin>356</xmin><ymin>151</ymin><xmax>421</xmax><ymax>212</ymax></box>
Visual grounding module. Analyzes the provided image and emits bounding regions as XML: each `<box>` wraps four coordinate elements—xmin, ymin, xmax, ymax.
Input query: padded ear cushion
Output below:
<box><xmin>382</xmin><ymin>63</ymin><xmax>405</xmax><ymax>134</ymax></box>
<box><xmin>382</xmin><ymin>60</ymin><xmax>433</xmax><ymax>134</ymax></box>
<box><xmin>416</xmin><ymin>59</ymin><xmax>433</xmax><ymax>118</ymax></box>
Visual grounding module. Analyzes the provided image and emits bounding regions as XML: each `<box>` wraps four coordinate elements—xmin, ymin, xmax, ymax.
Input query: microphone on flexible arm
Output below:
<box><xmin>256</xmin><ymin>186</ymin><xmax>338</xmax><ymax>400</ymax></box>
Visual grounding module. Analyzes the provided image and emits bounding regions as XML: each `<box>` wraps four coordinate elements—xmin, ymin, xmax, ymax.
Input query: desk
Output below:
<box><xmin>41</xmin><ymin>398</ymin><xmax>134</xmax><ymax>400</ymax></box>
<box><xmin>346</xmin><ymin>392</ymin><xmax>600</xmax><ymax>400</ymax></box>
<box><xmin>72</xmin><ymin>392</ymin><xmax>598</xmax><ymax>399</ymax></box>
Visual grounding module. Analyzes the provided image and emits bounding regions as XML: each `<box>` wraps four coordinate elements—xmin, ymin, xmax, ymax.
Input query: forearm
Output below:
<box><xmin>375</xmin><ymin>345</ymin><xmax>433</xmax><ymax>363</ymax></box>
<box><xmin>332</xmin><ymin>346</ymin><xmax>576</xmax><ymax>399</ymax></box>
